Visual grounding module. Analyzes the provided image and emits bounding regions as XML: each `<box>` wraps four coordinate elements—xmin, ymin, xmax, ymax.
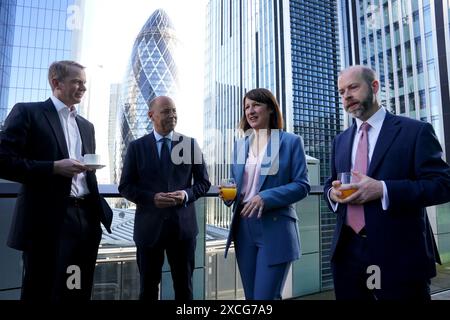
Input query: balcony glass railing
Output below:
<box><xmin>1</xmin><ymin>182</ymin><xmax>450</xmax><ymax>300</ymax></box>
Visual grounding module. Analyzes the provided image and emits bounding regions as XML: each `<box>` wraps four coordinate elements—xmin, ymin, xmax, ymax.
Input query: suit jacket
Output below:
<box><xmin>0</xmin><ymin>99</ymin><xmax>113</xmax><ymax>251</ymax></box>
<box><xmin>225</xmin><ymin>131</ymin><xmax>310</xmax><ymax>265</ymax></box>
<box><xmin>324</xmin><ymin>112</ymin><xmax>450</xmax><ymax>284</ymax></box>
<box><xmin>118</xmin><ymin>131</ymin><xmax>211</xmax><ymax>247</ymax></box>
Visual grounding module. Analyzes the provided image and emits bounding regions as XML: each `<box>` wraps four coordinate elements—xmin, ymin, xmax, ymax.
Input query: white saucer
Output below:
<box><xmin>84</xmin><ymin>164</ymin><xmax>106</xmax><ymax>170</ymax></box>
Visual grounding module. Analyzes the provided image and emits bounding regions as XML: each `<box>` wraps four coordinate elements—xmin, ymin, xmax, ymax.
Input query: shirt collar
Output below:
<box><xmin>50</xmin><ymin>96</ymin><xmax>77</xmax><ymax>115</ymax></box>
<box><xmin>355</xmin><ymin>106</ymin><xmax>386</xmax><ymax>133</ymax></box>
<box><xmin>153</xmin><ymin>130</ymin><xmax>174</xmax><ymax>142</ymax></box>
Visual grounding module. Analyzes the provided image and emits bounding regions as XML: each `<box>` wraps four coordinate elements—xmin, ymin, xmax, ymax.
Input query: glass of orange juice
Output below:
<box><xmin>220</xmin><ymin>178</ymin><xmax>237</xmax><ymax>201</ymax></box>
<box><xmin>338</xmin><ymin>172</ymin><xmax>357</xmax><ymax>199</ymax></box>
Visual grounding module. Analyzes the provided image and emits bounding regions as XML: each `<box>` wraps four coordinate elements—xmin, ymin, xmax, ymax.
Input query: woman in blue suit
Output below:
<box><xmin>221</xmin><ymin>88</ymin><xmax>310</xmax><ymax>300</ymax></box>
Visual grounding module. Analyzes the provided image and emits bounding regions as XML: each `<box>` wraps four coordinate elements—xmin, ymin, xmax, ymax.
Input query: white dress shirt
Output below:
<box><xmin>241</xmin><ymin>143</ymin><xmax>267</xmax><ymax>203</ymax></box>
<box><xmin>51</xmin><ymin>96</ymin><xmax>89</xmax><ymax>197</ymax></box>
<box><xmin>329</xmin><ymin>107</ymin><xmax>389</xmax><ymax>211</ymax></box>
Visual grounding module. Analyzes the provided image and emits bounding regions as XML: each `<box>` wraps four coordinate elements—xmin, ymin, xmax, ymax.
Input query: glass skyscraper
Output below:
<box><xmin>339</xmin><ymin>0</ymin><xmax>449</xmax><ymax>160</ymax></box>
<box><xmin>0</xmin><ymin>0</ymin><xmax>16</xmax><ymax>126</ymax></box>
<box><xmin>204</xmin><ymin>0</ymin><xmax>340</xmax><ymax>289</ymax></box>
<box><xmin>0</xmin><ymin>0</ymin><xmax>84</xmax><ymax>126</ymax></box>
<box><xmin>115</xmin><ymin>9</ymin><xmax>179</xmax><ymax>181</ymax></box>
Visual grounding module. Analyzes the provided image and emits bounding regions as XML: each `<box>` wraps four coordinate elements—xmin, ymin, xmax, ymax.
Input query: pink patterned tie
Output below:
<box><xmin>347</xmin><ymin>122</ymin><xmax>370</xmax><ymax>233</ymax></box>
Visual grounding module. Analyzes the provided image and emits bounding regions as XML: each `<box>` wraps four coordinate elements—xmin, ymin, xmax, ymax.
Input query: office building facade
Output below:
<box><xmin>0</xmin><ymin>0</ymin><xmax>84</xmax><ymax>126</ymax></box>
<box><xmin>115</xmin><ymin>9</ymin><xmax>179</xmax><ymax>178</ymax></box>
<box><xmin>0</xmin><ymin>0</ymin><xmax>16</xmax><ymax>126</ymax></box>
<box><xmin>339</xmin><ymin>0</ymin><xmax>449</xmax><ymax>159</ymax></box>
<box><xmin>204</xmin><ymin>0</ymin><xmax>340</xmax><ymax>289</ymax></box>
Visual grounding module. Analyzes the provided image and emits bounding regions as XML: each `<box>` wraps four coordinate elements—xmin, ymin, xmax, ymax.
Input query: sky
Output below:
<box><xmin>79</xmin><ymin>0</ymin><xmax>208</xmax><ymax>183</ymax></box>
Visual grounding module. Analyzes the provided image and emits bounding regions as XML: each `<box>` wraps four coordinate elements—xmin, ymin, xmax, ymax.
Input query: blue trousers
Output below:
<box><xmin>235</xmin><ymin>215</ymin><xmax>291</xmax><ymax>300</ymax></box>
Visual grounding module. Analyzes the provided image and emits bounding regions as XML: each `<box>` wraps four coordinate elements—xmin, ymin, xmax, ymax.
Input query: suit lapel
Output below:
<box><xmin>234</xmin><ymin>136</ymin><xmax>249</xmax><ymax>203</ymax></box>
<box><xmin>42</xmin><ymin>99</ymin><xmax>69</xmax><ymax>158</ymax></box>
<box><xmin>368</xmin><ymin>112</ymin><xmax>401</xmax><ymax>176</ymax></box>
<box><xmin>340</xmin><ymin>124</ymin><xmax>356</xmax><ymax>172</ymax></box>
<box><xmin>148</xmin><ymin>131</ymin><xmax>160</xmax><ymax>167</ymax></box>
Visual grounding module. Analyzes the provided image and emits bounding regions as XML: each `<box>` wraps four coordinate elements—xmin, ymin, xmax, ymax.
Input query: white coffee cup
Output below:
<box><xmin>83</xmin><ymin>154</ymin><xmax>101</xmax><ymax>165</ymax></box>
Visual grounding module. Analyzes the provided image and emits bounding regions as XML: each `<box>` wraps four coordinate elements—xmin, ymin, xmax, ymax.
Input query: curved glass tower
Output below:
<box><xmin>115</xmin><ymin>9</ymin><xmax>179</xmax><ymax>180</ymax></box>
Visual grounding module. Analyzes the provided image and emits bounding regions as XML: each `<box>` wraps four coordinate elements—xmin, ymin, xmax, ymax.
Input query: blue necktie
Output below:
<box><xmin>160</xmin><ymin>137</ymin><xmax>171</xmax><ymax>180</ymax></box>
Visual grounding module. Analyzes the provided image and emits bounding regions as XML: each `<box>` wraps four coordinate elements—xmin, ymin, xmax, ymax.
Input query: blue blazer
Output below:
<box><xmin>225</xmin><ymin>131</ymin><xmax>310</xmax><ymax>265</ymax></box>
<box><xmin>324</xmin><ymin>112</ymin><xmax>450</xmax><ymax>285</ymax></box>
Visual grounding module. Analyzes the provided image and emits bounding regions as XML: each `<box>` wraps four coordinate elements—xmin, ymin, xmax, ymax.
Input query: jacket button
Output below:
<box><xmin>273</xmin><ymin>217</ymin><xmax>277</xmax><ymax>221</ymax></box>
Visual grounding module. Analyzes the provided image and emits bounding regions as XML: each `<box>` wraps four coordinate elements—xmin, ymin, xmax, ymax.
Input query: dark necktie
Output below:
<box><xmin>160</xmin><ymin>137</ymin><xmax>171</xmax><ymax>179</ymax></box>
<box><xmin>347</xmin><ymin>122</ymin><xmax>370</xmax><ymax>233</ymax></box>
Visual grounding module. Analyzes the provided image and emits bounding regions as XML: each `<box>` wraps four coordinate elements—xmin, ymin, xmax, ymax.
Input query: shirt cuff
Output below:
<box><xmin>182</xmin><ymin>190</ymin><xmax>189</xmax><ymax>207</ymax></box>
<box><xmin>327</xmin><ymin>188</ymin><xmax>339</xmax><ymax>212</ymax></box>
<box><xmin>381</xmin><ymin>180</ymin><xmax>389</xmax><ymax>210</ymax></box>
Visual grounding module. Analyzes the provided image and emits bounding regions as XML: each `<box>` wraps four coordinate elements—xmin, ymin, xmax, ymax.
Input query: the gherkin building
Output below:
<box><xmin>115</xmin><ymin>9</ymin><xmax>179</xmax><ymax>181</ymax></box>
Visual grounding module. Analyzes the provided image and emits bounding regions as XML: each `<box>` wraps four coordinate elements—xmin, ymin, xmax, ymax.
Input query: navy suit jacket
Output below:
<box><xmin>118</xmin><ymin>131</ymin><xmax>211</xmax><ymax>247</ymax></box>
<box><xmin>324</xmin><ymin>112</ymin><xmax>450</xmax><ymax>284</ymax></box>
<box><xmin>225</xmin><ymin>131</ymin><xmax>310</xmax><ymax>265</ymax></box>
<box><xmin>0</xmin><ymin>99</ymin><xmax>113</xmax><ymax>251</ymax></box>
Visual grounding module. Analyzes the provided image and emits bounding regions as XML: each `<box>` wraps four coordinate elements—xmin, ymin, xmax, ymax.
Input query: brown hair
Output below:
<box><xmin>239</xmin><ymin>88</ymin><xmax>284</xmax><ymax>131</ymax></box>
<box><xmin>48</xmin><ymin>60</ymin><xmax>85</xmax><ymax>89</ymax></box>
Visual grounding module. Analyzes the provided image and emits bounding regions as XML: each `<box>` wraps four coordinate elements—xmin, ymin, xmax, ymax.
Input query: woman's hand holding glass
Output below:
<box><xmin>219</xmin><ymin>178</ymin><xmax>237</xmax><ymax>203</ymax></box>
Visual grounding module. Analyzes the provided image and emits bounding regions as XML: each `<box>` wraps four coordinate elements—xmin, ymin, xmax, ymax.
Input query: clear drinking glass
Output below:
<box><xmin>338</xmin><ymin>172</ymin><xmax>358</xmax><ymax>199</ymax></box>
<box><xmin>220</xmin><ymin>178</ymin><xmax>237</xmax><ymax>201</ymax></box>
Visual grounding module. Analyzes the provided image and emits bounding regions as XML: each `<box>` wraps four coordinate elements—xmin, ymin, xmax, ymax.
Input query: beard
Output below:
<box><xmin>347</xmin><ymin>89</ymin><xmax>374</xmax><ymax>120</ymax></box>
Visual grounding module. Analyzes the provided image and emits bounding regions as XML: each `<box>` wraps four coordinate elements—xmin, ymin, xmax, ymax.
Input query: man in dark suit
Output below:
<box><xmin>0</xmin><ymin>60</ymin><xmax>112</xmax><ymax>300</ymax></box>
<box><xmin>324</xmin><ymin>65</ymin><xmax>450</xmax><ymax>300</ymax></box>
<box><xmin>119</xmin><ymin>96</ymin><xmax>210</xmax><ymax>300</ymax></box>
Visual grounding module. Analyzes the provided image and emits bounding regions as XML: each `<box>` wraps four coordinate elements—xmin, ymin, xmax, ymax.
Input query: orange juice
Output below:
<box><xmin>221</xmin><ymin>187</ymin><xmax>237</xmax><ymax>200</ymax></box>
<box><xmin>339</xmin><ymin>188</ymin><xmax>357</xmax><ymax>199</ymax></box>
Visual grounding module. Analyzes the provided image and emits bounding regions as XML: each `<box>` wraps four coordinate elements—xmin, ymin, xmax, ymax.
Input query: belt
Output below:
<box><xmin>67</xmin><ymin>196</ymin><xmax>88</xmax><ymax>207</ymax></box>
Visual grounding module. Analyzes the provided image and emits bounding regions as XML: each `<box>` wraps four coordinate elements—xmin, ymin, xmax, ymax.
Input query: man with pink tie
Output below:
<box><xmin>324</xmin><ymin>65</ymin><xmax>450</xmax><ymax>300</ymax></box>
